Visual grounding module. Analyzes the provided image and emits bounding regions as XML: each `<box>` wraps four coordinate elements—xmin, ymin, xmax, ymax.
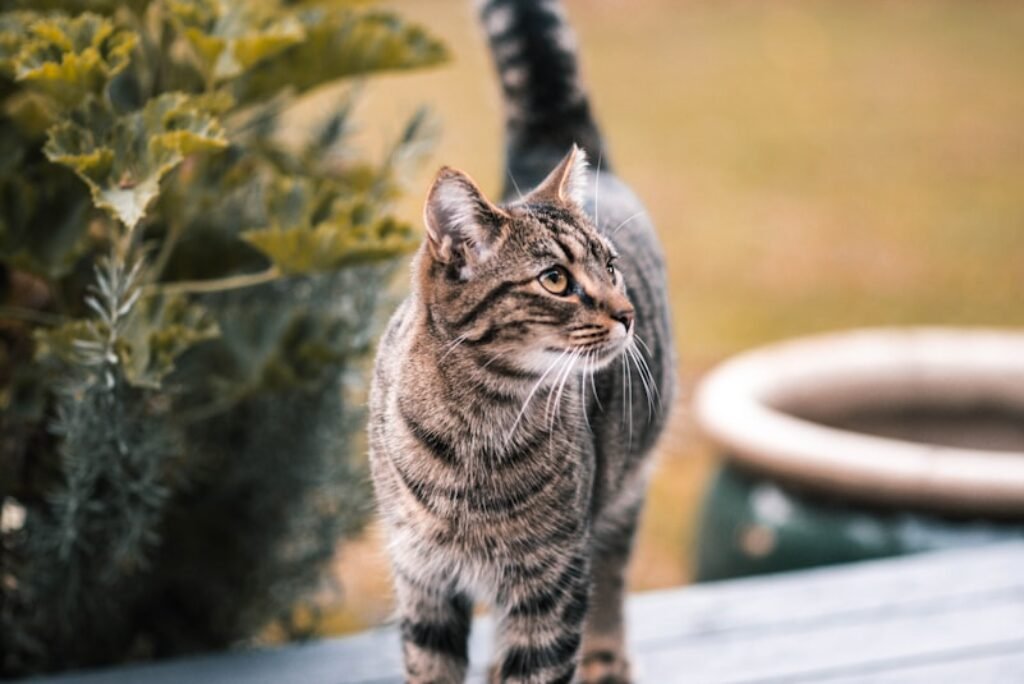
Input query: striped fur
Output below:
<box><xmin>479</xmin><ymin>0</ymin><xmax>609</xmax><ymax>196</ymax></box>
<box><xmin>369</xmin><ymin>2</ymin><xmax>676</xmax><ymax>682</ymax></box>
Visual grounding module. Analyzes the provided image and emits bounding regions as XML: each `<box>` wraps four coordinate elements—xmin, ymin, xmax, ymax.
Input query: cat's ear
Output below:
<box><xmin>424</xmin><ymin>167</ymin><xmax>508</xmax><ymax>275</ymax></box>
<box><xmin>529</xmin><ymin>144</ymin><xmax>588</xmax><ymax>207</ymax></box>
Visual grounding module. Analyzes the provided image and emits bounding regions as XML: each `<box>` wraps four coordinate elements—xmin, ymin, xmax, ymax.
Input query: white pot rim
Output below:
<box><xmin>694</xmin><ymin>327</ymin><xmax>1024</xmax><ymax>515</ymax></box>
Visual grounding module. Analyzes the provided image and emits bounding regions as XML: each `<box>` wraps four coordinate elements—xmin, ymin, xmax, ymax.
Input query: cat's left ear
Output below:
<box><xmin>424</xmin><ymin>167</ymin><xmax>508</xmax><ymax>276</ymax></box>
<box><xmin>529</xmin><ymin>144</ymin><xmax>589</xmax><ymax>208</ymax></box>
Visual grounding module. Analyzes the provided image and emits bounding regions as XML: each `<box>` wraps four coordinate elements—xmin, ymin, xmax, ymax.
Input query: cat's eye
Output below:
<box><xmin>606</xmin><ymin>257</ymin><xmax>618</xmax><ymax>278</ymax></box>
<box><xmin>539</xmin><ymin>266</ymin><xmax>571</xmax><ymax>295</ymax></box>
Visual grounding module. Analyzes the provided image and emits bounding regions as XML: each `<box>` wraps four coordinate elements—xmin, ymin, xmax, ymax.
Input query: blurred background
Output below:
<box><xmin>10</xmin><ymin>0</ymin><xmax>1024</xmax><ymax>676</ymax></box>
<box><xmin>314</xmin><ymin>0</ymin><xmax>1024</xmax><ymax>634</ymax></box>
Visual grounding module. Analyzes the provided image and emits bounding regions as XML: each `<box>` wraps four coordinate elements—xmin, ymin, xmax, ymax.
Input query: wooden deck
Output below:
<box><xmin>31</xmin><ymin>542</ymin><xmax>1024</xmax><ymax>683</ymax></box>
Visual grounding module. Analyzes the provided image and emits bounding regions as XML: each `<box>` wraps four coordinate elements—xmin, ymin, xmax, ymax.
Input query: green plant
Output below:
<box><xmin>0</xmin><ymin>0</ymin><xmax>445</xmax><ymax>675</ymax></box>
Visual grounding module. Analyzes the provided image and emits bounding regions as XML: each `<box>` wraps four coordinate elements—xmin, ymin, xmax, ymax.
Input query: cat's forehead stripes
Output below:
<box><xmin>552</xmin><ymin>237</ymin><xmax>576</xmax><ymax>263</ymax></box>
<box><xmin>550</xmin><ymin>229</ymin><xmax>598</xmax><ymax>263</ymax></box>
<box><xmin>549</xmin><ymin>231</ymin><xmax>615</xmax><ymax>275</ymax></box>
<box><xmin>514</xmin><ymin>202</ymin><xmax>612</xmax><ymax>264</ymax></box>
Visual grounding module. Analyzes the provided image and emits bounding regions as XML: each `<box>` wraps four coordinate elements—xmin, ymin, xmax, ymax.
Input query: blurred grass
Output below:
<box><xmin>301</xmin><ymin>0</ymin><xmax>1024</xmax><ymax>635</ymax></box>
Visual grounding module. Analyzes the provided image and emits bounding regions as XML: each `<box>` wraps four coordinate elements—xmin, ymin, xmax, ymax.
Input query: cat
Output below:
<box><xmin>368</xmin><ymin>1</ymin><xmax>676</xmax><ymax>682</ymax></box>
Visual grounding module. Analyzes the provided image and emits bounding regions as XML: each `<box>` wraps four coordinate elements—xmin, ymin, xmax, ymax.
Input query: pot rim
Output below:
<box><xmin>694</xmin><ymin>327</ymin><xmax>1024</xmax><ymax>515</ymax></box>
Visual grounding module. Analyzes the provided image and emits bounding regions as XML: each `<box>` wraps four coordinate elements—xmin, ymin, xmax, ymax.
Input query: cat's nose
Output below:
<box><xmin>612</xmin><ymin>308</ymin><xmax>634</xmax><ymax>331</ymax></box>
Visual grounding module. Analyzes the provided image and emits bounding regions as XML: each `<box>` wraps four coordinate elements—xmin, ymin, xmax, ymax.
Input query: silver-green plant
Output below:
<box><xmin>0</xmin><ymin>0</ymin><xmax>445</xmax><ymax>675</ymax></box>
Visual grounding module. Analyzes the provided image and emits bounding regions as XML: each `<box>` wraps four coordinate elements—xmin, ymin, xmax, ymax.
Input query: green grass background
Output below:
<box><xmin>296</xmin><ymin>0</ymin><xmax>1024</xmax><ymax>635</ymax></box>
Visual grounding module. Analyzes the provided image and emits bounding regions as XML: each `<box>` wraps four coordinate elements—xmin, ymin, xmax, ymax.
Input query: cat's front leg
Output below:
<box><xmin>395</xmin><ymin>570</ymin><xmax>473</xmax><ymax>683</ymax></box>
<box><xmin>578</xmin><ymin>490</ymin><xmax>645</xmax><ymax>684</ymax></box>
<box><xmin>491</xmin><ymin>547</ymin><xmax>590</xmax><ymax>684</ymax></box>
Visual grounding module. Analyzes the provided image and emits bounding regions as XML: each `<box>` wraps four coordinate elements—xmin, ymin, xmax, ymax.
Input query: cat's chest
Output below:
<box><xmin>390</xmin><ymin>417</ymin><xmax>594</xmax><ymax>549</ymax></box>
<box><xmin>395</xmin><ymin>462</ymin><xmax>591</xmax><ymax>577</ymax></box>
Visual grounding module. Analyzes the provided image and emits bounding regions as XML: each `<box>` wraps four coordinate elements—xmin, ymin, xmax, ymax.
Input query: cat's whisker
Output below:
<box><xmin>547</xmin><ymin>350</ymin><xmax>577</xmax><ymax>429</ymax></box>
<box><xmin>634</xmin><ymin>333</ymin><xmax>653</xmax><ymax>356</ymax></box>
<box><xmin>506</xmin><ymin>349</ymin><xmax>569</xmax><ymax>444</ymax></box>
<box><xmin>440</xmin><ymin>332</ymin><xmax>471</xmax><ymax>361</ymax></box>
<box><xmin>588</xmin><ymin>350</ymin><xmax>603</xmax><ymax>411</ymax></box>
<box><xmin>579</xmin><ymin>362</ymin><xmax>592</xmax><ymax>435</ymax></box>
<box><xmin>544</xmin><ymin>350</ymin><xmax>573</xmax><ymax>428</ymax></box>
<box><xmin>641</xmin><ymin>362</ymin><xmax>661</xmax><ymax>408</ymax></box>
<box><xmin>627</xmin><ymin>343</ymin><xmax>653</xmax><ymax>417</ymax></box>
<box><xmin>579</xmin><ymin>352</ymin><xmax>591</xmax><ymax>427</ymax></box>
<box><xmin>628</xmin><ymin>349</ymin><xmax>651</xmax><ymax>421</ymax></box>
<box><xmin>507</xmin><ymin>168</ymin><xmax>526</xmax><ymax>204</ymax></box>
<box><xmin>544</xmin><ymin>355</ymin><xmax>568</xmax><ymax>424</ymax></box>
<box><xmin>621</xmin><ymin>350</ymin><xmax>634</xmax><ymax>448</ymax></box>
<box><xmin>632</xmin><ymin>333</ymin><xmax>662</xmax><ymax>405</ymax></box>
<box><xmin>619</xmin><ymin>352</ymin><xmax>627</xmax><ymax>424</ymax></box>
<box><xmin>627</xmin><ymin>341</ymin><xmax>656</xmax><ymax>420</ymax></box>
<box><xmin>548</xmin><ymin>349</ymin><xmax>581</xmax><ymax>431</ymax></box>
<box><xmin>611</xmin><ymin>210</ymin><xmax>647</xmax><ymax>236</ymax></box>
<box><xmin>569</xmin><ymin>352</ymin><xmax>585</xmax><ymax>421</ymax></box>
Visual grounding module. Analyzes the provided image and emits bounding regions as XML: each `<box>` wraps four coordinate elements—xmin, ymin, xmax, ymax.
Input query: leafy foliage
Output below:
<box><xmin>44</xmin><ymin>93</ymin><xmax>229</xmax><ymax>229</ymax></box>
<box><xmin>0</xmin><ymin>0</ymin><xmax>444</xmax><ymax>676</ymax></box>
<box><xmin>234</xmin><ymin>7</ymin><xmax>448</xmax><ymax>103</ymax></box>
<box><xmin>10</xmin><ymin>13</ymin><xmax>137</xmax><ymax>107</ymax></box>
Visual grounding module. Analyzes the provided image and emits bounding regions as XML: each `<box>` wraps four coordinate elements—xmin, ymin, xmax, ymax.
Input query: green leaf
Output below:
<box><xmin>44</xmin><ymin>94</ymin><xmax>228</xmax><ymax>230</ymax></box>
<box><xmin>242</xmin><ymin>198</ymin><xmax>418</xmax><ymax>276</ymax></box>
<box><xmin>234</xmin><ymin>8</ymin><xmax>447</xmax><ymax>103</ymax></box>
<box><xmin>34</xmin><ymin>295</ymin><xmax>220</xmax><ymax>389</ymax></box>
<box><xmin>12</xmin><ymin>13</ymin><xmax>137</xmax><ymax>108</ymax></box>
<box><xmin>0</xmin><ymin>11</ymin><xmax>37</xmax><ymax>79</ymax></box>
<box><xmin>119</xmin><ymin>294</ymin><xmax>220</xmax><ymax>388</ymax></box>
<box><xmin>167</xmin><ymin>0</ymin><xmax>306</xmax><ymax>83</ymax></box>
<box><xmin>33</xmin><ymin>320</ymin><xmax>102</xmax><ymax>367</ymax></box>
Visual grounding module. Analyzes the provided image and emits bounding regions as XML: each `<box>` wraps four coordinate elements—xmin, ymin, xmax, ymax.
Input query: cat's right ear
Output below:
<box><xmin>423</xmin><ymin>167</ymin><xmax>508</xmax><ymax>276</ymax></box>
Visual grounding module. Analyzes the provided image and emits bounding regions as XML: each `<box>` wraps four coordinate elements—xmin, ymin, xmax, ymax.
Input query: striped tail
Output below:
<box><xmin>478</xmin><ymin>0</ymin><xmax>610</xmax><ymax>196</ymax></box>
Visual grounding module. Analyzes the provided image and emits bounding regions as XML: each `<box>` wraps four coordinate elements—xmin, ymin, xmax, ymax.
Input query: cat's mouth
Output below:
<box><xmin>527</xmin><ymin>328</ymin><xmax>632</xmax><ymax>375</ymax></box>
<box><xmin>567</xmin><ymin>334</ymin><xmax>631</xmax><ymax>368</ymax></box>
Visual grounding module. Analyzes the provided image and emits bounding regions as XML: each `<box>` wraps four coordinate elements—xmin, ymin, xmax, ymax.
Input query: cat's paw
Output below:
<box><xmin>578</xmin><ymin>649</ymin><xmax>632</xmax><ymax>684</ymax></box>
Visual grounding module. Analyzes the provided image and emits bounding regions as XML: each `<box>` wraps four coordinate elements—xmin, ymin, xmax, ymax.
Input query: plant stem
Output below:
<box><xmin>149</xmin><ymin>267</ymin><xmax>281</xmax><ymax>296</ymax></box>
<box><xmin>148</xmin><ymin>219</ymin><xmax>183</xmax><ymax>283</ymax></box>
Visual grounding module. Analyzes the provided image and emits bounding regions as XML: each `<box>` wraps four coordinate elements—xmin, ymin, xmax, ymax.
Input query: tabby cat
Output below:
<box><xmin>368</xmin><ymin>1</ymin><xmax>675</xmax><ymax>682</ymax></box>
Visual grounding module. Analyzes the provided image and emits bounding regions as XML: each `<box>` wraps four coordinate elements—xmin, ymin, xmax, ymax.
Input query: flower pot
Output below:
<box><xmin>692</xmin><ymin>328</ymin><xmax>1024</xmax><ymax>580</ymax></box>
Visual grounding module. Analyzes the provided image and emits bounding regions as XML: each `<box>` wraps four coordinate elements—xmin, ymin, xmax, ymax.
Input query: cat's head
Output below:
<box><xmin>417</xmin><ymin>146</ymin><xmax>633</xmax><ymax>375</ymax></box>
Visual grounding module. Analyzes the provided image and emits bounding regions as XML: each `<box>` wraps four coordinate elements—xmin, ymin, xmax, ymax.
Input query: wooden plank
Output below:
<box><xmin>621</xmin><ymin>543</ymin><xmax>1024</xmax><ymax>682</ymax></box>
<box><xmin>26</xmin><ymin>542</ymin><xmax>1024</xmax><ymax>684</ymax></box>
<box><xmin>634</xmin><ymin>593</ymin><xmax>1024</xmax><ymax>682</ymax></box>
<box><xmin>622</xmin><ymin>541</ymin><xmax>1024</xmax><ymax>646</ymax></box>
<box><xmin>809</xmin><ymin>648</ymin><xmax>1024</xmax><ymax>684</ymax></box>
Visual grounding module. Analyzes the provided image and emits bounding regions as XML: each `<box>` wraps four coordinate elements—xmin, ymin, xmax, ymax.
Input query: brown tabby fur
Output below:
<box><xmin>369</xmin><ymin>2</ymin><xmax>675</xmax><ymax>682</ymax></box>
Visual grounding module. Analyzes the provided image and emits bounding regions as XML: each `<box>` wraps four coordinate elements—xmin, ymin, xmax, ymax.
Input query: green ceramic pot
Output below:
<box><xmin>693</xmin><ymin>328</ymin><xmax>1024</xmax><ymax>581</ymax></box>
<box><xmin>694</xmin><ymin>461</ymin><xmax>1024</xmax><ymax>581</ymax></box>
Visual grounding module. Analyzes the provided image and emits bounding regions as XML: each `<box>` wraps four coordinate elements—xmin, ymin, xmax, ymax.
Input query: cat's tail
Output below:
<box><xmin>477</xmin><ymin>0</ymin><xmax>610</xmax><ymax>196</ymax></box>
